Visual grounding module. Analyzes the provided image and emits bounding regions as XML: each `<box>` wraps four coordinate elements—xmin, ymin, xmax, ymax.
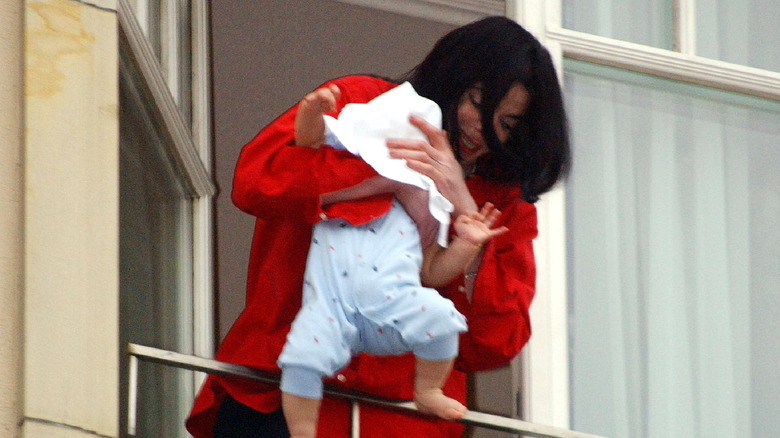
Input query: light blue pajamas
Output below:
<box><xmin>278</xmin><ymin>200</ymin><xmax>468</xmax><ymax>399</ymax></box>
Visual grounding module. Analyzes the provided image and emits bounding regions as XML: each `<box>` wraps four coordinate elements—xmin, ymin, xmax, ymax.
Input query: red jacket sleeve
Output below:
<box><xmin>449</xmin><ymin>198</ymin><xmax>538</xmax><ymax>372</ymax></box>
<box><xmin>231</xmin><ymin>76</ymin><xmax>395</xmax><ymax>224</ymax></box>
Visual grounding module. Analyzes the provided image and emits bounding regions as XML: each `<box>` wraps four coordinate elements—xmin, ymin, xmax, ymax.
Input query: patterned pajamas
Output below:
<box><xmin>278</xmin><ymin>201</ymin><xmax>467</xmax><ymax>399</ymax></box>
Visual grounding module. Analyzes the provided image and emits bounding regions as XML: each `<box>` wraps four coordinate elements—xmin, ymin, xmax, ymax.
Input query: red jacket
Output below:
<box><xmin>186</xmin><ymin>75</ymin><xmax>538</xmax><ymax>437</ymax></box>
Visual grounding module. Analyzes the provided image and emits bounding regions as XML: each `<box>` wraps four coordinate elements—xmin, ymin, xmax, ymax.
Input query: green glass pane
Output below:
<box><xmin>563</xmin><ymin>0</ymin><xmax>675</xmax><ymax>50</ymax></box>
<box><xmin>696</xmin><ymin>0</ymin><xmax>779</xmax><ymax>72</ymax></box>
<box><xmin>564</xmin><ymin>60</ymin><xmax>779</xmax><ymax>438</ymax></box>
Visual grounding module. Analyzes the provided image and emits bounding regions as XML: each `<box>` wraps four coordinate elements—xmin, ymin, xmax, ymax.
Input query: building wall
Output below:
<box><xmin>21</xmin><ymin>0</ymin><xmax>120</xmax><ymax>436</ymax></box>
<box><xmin>0</xmin><ymin>0</ymin><xmax>24</xmax><ymax>436</ymax></box>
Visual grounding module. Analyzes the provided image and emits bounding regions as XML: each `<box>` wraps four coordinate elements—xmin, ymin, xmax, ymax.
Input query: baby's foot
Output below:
<box><xmin>414</xmin><ymin>389</ymin><xmax>467</xmax><ymax>421</ymax></box>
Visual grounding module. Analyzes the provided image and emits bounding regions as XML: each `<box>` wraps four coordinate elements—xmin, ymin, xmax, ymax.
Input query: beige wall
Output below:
<box><xmin>22</xmin><ymin>0</ymin><xmax>120</xmax><ymax>436</ymax></box>
<box><xmin>0</xmin><ymin>0</ymin><xmax>24</xmax><ymax>436</ymax></box>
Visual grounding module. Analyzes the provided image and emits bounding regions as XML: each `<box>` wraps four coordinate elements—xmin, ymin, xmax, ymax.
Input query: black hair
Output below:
<box><xmin>401</xmin><ymin>16</ymin><xmax>570</xmax><ymax>203</ymax></box>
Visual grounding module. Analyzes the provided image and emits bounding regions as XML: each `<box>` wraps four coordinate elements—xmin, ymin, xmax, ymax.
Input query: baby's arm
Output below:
<box><xmin>420</xmin><ymin>203</ymin><xmax>508</xmax><ymax>287</ymax></box>
<box><xmin>294</xmin><ymin>84</ymin><xmax>341</xmax><ymax>148</ymax></box>
<box><xmin>395</xmin><ymin>183</ymin><xmax>441</xmax><ymax>249</ymax></box>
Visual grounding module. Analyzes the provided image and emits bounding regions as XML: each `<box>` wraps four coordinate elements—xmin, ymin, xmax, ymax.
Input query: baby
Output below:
<box><xmin>278</xmin><ymin>83</ymin><xmax>507</xmax><ymax>438</ymax></box>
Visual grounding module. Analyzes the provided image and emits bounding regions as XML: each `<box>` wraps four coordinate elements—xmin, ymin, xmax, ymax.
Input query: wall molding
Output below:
<box><xmin>549</xmin><ymin>27</ymin><xmax>780</xmax><ymax>101</ymax></box>
<box><xmin>333</xmin><ymin>0</ymin><xmax>504</xmax><ymax>25</ymax></box>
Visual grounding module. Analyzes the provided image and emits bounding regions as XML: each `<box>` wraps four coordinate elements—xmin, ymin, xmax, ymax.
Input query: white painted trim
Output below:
<box><xmin>127</xmin><ymin>355</ymin><xmax>138</xmax><ymax>435</ymax></box>
<box><xmin>117</xmin><ymin>0</ymin><xmax>216</xmax><ymax>197</ymax></box>
<box><xmin>130</xmin><ymin>0</ymin><xmax>149</xmax><ymax>36</ymax></box>
<box><xmin>544</xmin><ymin>0</ymin><xmax>562</xmax><ymax>40</ymax></box>
<box><xmin>543</xmin><ymin>0</ymin><xmax>564</xmax><ymax>81</ymax></box>
<box><xmin>674</xmin><ymin>0</ymin><xmax>696</xmax><ymax>54</ymax></box>
<box><xmin>192</xmin><ymin>199</ymin><xmax>214</xmax><ymax>372</ymax></box>
<box><xmin>192</xmin><ymin>1</ymin><xmax>212</xmax><ymax>166</ymax></box>
<box><xmin>549</xmin><ymin>27</ymin><xmax>780</xmax><ymax>101</ymax></box>
<box><xmin>521</xmin><ymin>185</ymin><xmax>570</xmax><ymax>428</ymax></box>
<box><xmin>175</xmin><ymin>198</ymin><xmax>196</xmax><ymax>426</ymax></box>
<box><xmin>191</xmin><ymin>0</ymin><xmax>215</xmax><ymax>376</ymax></box>
<box><xmin>160</xmin><ymin>0</ymin><xmax>181</xmax><ymax>104</ymax></box>
<box><xmin>506</xmin><ymin>0</ymin><xmax>544</xmax><ymax>40</ymax></box>
<box><xmin>332</xmin><ymin>0</ymin><xmax>504</xmax><ymax>25</ymax></box>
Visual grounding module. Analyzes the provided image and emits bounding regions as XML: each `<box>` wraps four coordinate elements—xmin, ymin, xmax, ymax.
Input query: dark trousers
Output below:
<box><xmin>213</xmin><ymin>394</ymin><xmax>290</xmax><ymax>438</ymax></box>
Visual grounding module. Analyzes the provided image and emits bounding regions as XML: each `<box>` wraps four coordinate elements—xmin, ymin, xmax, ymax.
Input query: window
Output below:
<box><xmin>125</xmin><ymin>0</ymin><xmax>194</xmax><ymax>124</ymax></box>
<box><xmin>695</xmin><ymin>0</ymin><xmax>779</xmax><ymax>72</ymax></box>
<box><xmin>120</xmin><ymin>77</ymin><xmax>194</xmax><ymax>436</ymax></box>
<box><xmin>517</xmin><ymin>0</ymin><xmax>779</xmax><ymax>437</ymax></box>
<box><xmin>118</xmin><ymin>0</ymin><xmax>214</xmax><ymax>435</ymax></box>
<box><xmin>563</xmin><ymin>0</ymin><xmax>674</xmax><ymax>49</ymax></box>
<box><xmin>113</xmin><ymin>1</ymin><xmax>778</xmax><ymax>436</ymax></box>
<box><xmin>564</xmin><ymin>61</ymin><xmax>779</xmax><ymax>437</ymax></box>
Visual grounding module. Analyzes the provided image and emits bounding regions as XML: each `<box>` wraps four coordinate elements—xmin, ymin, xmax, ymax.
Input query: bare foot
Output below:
<box><xmin>414</xmin><ymin>389</ymin><xmax>467</xmax><ymax>421</ymax></box>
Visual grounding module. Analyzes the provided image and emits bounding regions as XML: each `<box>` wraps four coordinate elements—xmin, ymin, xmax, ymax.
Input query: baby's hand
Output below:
<box><xmin>295</xmin><ymin>84</ymin><xmax>341</xmax><ymax>147</ymax></box>
<box><xmin>453</xmin><ymin>202</ymin><xmax>508</xmax><ymax>247</ymax></box>
<box><xmin>299</xmin><ymin>84</ymin><xmax>341</xmax><ymax>115</ymax></box>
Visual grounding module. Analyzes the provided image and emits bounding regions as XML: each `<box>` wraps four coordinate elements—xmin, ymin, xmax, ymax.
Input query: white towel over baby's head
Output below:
<box><xmin>323</xmin><ymin>82</ymin><xmax>454</xmax><ymax>247</ymax></box>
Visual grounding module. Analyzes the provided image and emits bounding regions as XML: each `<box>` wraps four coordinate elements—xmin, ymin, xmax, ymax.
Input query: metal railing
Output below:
<box><xmin>127</xmin><ymin>343</ymin><xmax>606</xmax><ymax>438</ymax></box>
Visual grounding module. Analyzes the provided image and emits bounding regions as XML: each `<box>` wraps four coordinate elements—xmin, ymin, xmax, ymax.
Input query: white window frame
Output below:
<box><xmin>508</xmin><ymin>0</ymin><xmax>780</xmax><ymax>431</ymax></box>
<box><xmin>117</xmin><ymin>0</ymin><xmax>215</xmax><ymax>382</ymax></box>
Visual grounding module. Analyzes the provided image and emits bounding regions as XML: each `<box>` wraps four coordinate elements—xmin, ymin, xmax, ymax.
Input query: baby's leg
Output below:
<box><xmin>282</xmin><ymin>393</ymin><xmax>320</xmax><ymax>438</ymax></box>
<box><xmin>412</xmin><ymin>333</ymin><xmax>467</xmax><ymax>420</ymax></box>
<box><xmin>280</xmin><ymin>366</ymin><xmax>326</xmax><ymax>438</ymax></box>
<box><xmin>414</xmin><ymin>357</ymin><xmax>467</xmax><ymax>420</ymax></box>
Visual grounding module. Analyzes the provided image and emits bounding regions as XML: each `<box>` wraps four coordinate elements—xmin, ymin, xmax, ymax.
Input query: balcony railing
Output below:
<box><xmin>127</xmin><ymin>343</ymin><xmax>606</xmax><ymax>438</ymax></box>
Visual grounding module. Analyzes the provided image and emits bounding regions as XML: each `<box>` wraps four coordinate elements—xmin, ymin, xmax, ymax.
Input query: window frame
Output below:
<box><xmin>509</xmin><ymin>0</ymin><xmax>780</xmax><ymax>431</ymax></box>
<box><xmin>117</xmin><ymin>0</ymin><xmax>215</xmax><ymax>389</ymax></box>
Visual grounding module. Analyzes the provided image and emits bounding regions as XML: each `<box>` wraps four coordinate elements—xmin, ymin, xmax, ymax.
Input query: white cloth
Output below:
<box><xmin>323</xmin><ymin>82</ymin><xmax>453</xmax><ymax>247</ymax></box>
